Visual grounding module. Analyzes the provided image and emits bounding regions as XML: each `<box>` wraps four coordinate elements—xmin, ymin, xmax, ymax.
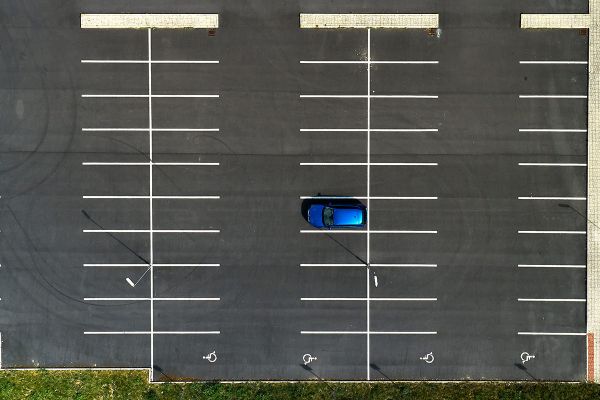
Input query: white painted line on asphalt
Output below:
<box><xmin>300</xmin><ymin>162</ymin><xmax>438</xmax><ymax>166</ymax></box>
<box><xmin>300</xmin><ymin>230</ymin><xmax>437</xmax><ymax>234</ymax></box>
<box><xmin>370</xmin><ymin>263</ymin><xmax>438</xmax><ymax>267</ymax></box>
<box><xmin>300</xmin><ymin>331</ymin><xmax>437</xmax><ymax>335</ymax></box>
<box><xmin>83</xmin><ymin>196</ymin><xmax>220</xmax><ymax>199</ymax></box>
<box><xmin>518</xmin><ymin>264</ymin><xmax>586</xmax><ymax>268</ymax></box>
<box><xmin>84</xmin><ymin>331</ymin><xmax>220</xmax><ymax>335</ymax></box>
<box><xmin>84</xmin><ymin>263</ymin><xmax>148</xmax><ymax>267</ymax></box>
<box><xmin>84</xmin><ymin>229</ymin><xmax>220</xmax><ymax>233</ymax></box>
<box><xmin>82</xmin><ymin>162</ymin><xmax>220</xmax><ymax>166</ymax></box>
<box><xmin>153</xmin><ymin>264</ymin><xmax>220</xmax><ymax>267</ymax></box>
<box><xmin>518</xmin><ymin>230</ymin><xmax>586</xmax><ymax>234</ymax></box>
<box><xmin>300</xmin><ymin>60</ymin><xmax>439</xmax><ymax>64</ymax></box>
<box><xmin>518</xmin><ymin>197</ymin><xmax>586</xmax><ymax>200</ymax></box>
<box><xmin>517</xmin><ymin>332</ymin><xmax>587</xmax><ymax>335</ymax></box>
<box><xmin>82</xmin><ymin>94</ymin><xmax>219</xmax><ymax>98</ymax></box>
<box><xmin>519</xmin><ymin>95</ymin><xmax>588</xmax><ymax>99</ymax></box>
<box><xmin>81</xmin><ymin>13</ymin><xmax>219</xmax><ymax>29</ymax></box>
<box><xmin>519</xmin><ymin>61</ymin><xmax>588</xmax><ymax>64</ymax></box>
<box><xmin>84</xmin><ymin>263</ymin><xmax>220</xmax><ymax>267</ymax></box>
<box><xmin>300</xmin><ymin>196</ymin><xmax>437</xmax><ymax>200</ymax></box>
<box><xmin>518</xmin><ymin>129</ymin><xmax>587</xmax><ymax>133</ymax></box>
<box><xmin>518</xmin><ymin>163</ymin><xmax>587</xmax><ymax>167</ymax></box>
<box><xmin>301</xmin><ymin>297</ymin><xmax>437</xmax><ymax>301</ymax></box>
<box><xmin>518</xmin><ymin>298</ymin><xmax>586</xmax><ymax>302</ymax></box>
<box><xmin>300</xmin><ymin>263</ymin><xmax>367</xmax><ymax>267</ymax></box>
<box><xmin>82</xmin><ymin>59</ymin><xmax>219</xmax><ymax>64</ymax></box>
<box><xmin>84</xmin><ymin>297</ymin><xmax>220</xmax><ymax>301</ymax></box>
<box><xmin>82</xmin><ymin>128</ymin><xmax>219</xmax><ymax>132</ymax></box>
<box><xmin>300</xmin><ymin>94</ymin><xmax>438</xmax><ymax>99</ymax></box>
<box><xmin>299</xmin><ymin>13</ymin><xmax>439</xmax><ymax>29</ymax></box>
<box><xmin>300</xmin><ymin>128</ymin><xmax>438</xmax><ymax>132</ymax></box>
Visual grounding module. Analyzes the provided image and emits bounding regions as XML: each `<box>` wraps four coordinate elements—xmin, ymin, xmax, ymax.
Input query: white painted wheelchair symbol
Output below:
<box><xmin>303</xmin><ymin>354</ymin><xmax>317</xmax><ymax>365</ymax></box>
<box><xmin>521</xmin><ymin>352</ymin><xmax>535</xmax><ymax>364</ymax></box>
<box><xmin>419</xmin><ymin>352</ymin><xmax>434</xmax><ymax>364</ymax></box>
<box><xmin>203</xmin><ymin>351</ymin><xmax>217</xmax><ymax>363</ymax></box>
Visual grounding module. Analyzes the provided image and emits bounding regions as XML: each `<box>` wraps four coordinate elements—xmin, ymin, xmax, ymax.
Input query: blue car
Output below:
<box><xmin>307</xmin><ymin>203</ymin><xmax>367</xmax><ymax>229</ymax></box>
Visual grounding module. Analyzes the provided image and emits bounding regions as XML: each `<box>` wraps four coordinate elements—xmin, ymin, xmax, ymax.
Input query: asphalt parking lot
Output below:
<box><xmin>0</xmin><ymin>0</ymin><xmax>590</xmax><ymax>381</ymax></box>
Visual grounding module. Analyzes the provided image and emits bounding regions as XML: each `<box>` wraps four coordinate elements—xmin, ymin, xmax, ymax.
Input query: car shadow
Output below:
<box><xmin>301</xmin><ymin>194</ymin><xmax>366</xmax><ymax>222</ymax></box>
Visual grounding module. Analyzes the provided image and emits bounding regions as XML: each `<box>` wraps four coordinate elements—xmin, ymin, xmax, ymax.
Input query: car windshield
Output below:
<box><xmin>322</xmin><ymin>207</ymin><xmax>334</xmax><ymax>226</ymax></box>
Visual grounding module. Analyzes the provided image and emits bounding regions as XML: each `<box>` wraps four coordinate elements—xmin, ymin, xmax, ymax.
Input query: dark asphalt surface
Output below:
<box><xmin>0</xmin><ymin>0</ymin><xmax>589</xmax><ymax>380</ymax></box>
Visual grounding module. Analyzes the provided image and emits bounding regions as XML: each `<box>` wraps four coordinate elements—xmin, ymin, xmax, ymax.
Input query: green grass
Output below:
<box><xmin>0</xmin><ymin>370</ymin><xmax>597</xmax><ymax>400</ymax></box>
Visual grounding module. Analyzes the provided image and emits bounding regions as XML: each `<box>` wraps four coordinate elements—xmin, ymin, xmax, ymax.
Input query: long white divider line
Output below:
<box><xmin>518</xmin><ymin>163</ymin><xmax>587</xmax><ymax>167</ymax></box>
<box><xmin>83</xmin><ymin>196</ymin><xmax>220</xmax><ymax>199</ymax></box>
<box><xmin>84</xmin><ymin>263</ymin><xmax>220</xmax><ymax>267</ymax></box>
<box><xmin>84</xmin><ymin>229</ymin><xmax>220</xmax><ymax>233</ymax></box>
<box><xmin>300</xmin><ymin>162</ymin><xmax>438</xmax><ymax>166</ymax></box>
<box><xmin>301</xmin><ymin>297</ymin><xmax>437</xmax><ymax>301</ymax></box>
<box><xmin>518</xmin><ymin>197</ymin><xmax>586</xmax><ymax>201</ymax></box>
<box><xmin>518</xmin><ymin>230</ymin><xmax>586</xmax><ymax>235</ymax></box>
<box><xmin>300</xmin><ymin>230</ymin><xmax>437</xmax><ymax>234</ymax></box>
<box><xmin>82</xmin><ymin>59</ymin><xmax>219</xmax><ymax>64</ymax></box>
<box><xmin>300</xmin><ymin>60</ymin><xmax>439</xmax><ymax>64</ymax></box>
<box><xmin>300</xmin><ymin>263</ymin><xmax>437</xmax><ymax>268</ymax></box>
<box><xmin>518</xmin><ymin>129</ymin><xmax>587</xmax><ymax>133</ymax></box>
<box><xmin>84</xmin><ymin>297</ymin><xmax>220</xmax><ymax>301</ymax></box>
<box><xmin>83</xmin><ymin>128</ymin><xmax>219</xmax><ymax>132</ymax></box>
<box><xmin>82</xmin><ymin>162</ymin><xmax>220</xmax><ymax>166</ymax></box>
<box><xmin>85</xmin><ymin>331</ymin><xmax>220</xmax><ymax>335</ymax></box>
<box><xmin>82</xmin><ymin>94</ymin><xmax>219</xmax><ymax>98</ymax></box>
<box><xmin>300</xmin><ymin>128</ymin><xmax>438</xmax><ymax>132</ymax></box>
<box><xmin>518</xmin><ymin>298</ymin><xmax>586</xmax><ymax>302</ymax></box>
<box><xmin>300</xmin><ymin>94</ymin><xmax>438</xmax><ymax>99</ymax></box>
<box><xmin>300</xmin><ymin>196</ymin><xmax>437</xmax><ymax>200</ymax></box>
<box><xmin>519</xmin><ymin>95</ymin><xmax>588</xmax><ymax>99</ymax></box>
<box><xmin>517</xmin><ymin>332</ymin><xmax>587</xmax><ymax>336</ymax></box>
<box><xmin>518</xmin><ymin>264</ymin><xmax>586</xmax><ymax>268</ymax></box>
<box><xmin>301</xmin><ymin>331</ymin><xmax>437</xmax><ymax>335</ymax></box>
<box><xmin>519</xmin><ymin>61</ymin><xmax>588</xmax><ymax>65</ymax></box>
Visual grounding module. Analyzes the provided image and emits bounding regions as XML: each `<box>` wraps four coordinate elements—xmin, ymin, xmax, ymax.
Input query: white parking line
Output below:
<box><xmin>82</xmin><ymin>94</ymin><xmax>219</xmax><ymax>98</ymax></box>
<box><xmin>85</xmin><ymin>331</ymin><xmax>220</xmax><ymax>334</ymax></box>
<box><xmin>301</xmin><ymin>331</ymin><xmax>437</xmax><ymax>334</ymax></box>
<box><xmin>82</xmin><ymin>59</ymin><xmax>219</xmax><ymax>64</ymax></box>
<box><xmin>518</xmin><ymin>298</ymin><xmax>586</xmax><ymax>302</ymax></box>
<box><xmin>519</xmin><ymin>95</ymin><xmax>587</xmax><ymax>99</ymax></box>
<box><xmin>300</xmin><ymin>128</ymin><xmax>438</xmax><ymax>132</ymax></box>
<box><xmin>83</xmin><ymin>196</ymin><xmax>220</xmax><ymax>199</ymax></box>
<box><xmin>82</xmin><ymin>162</ymin><xmax>220</xmax><ymax>166</ymax></box>
<box><xmin>82</xmin><ymin>128</ymin><xmax>219</xmax><ymax>132</ymax></box>
<box><xmin>300</xmin><ymin>196</ymin><xmax>437</xmax><ymax>200</ymax></box>
<box><xmin>84</xmin><ymin>263</ymin><xmax>220</xmax><ymax>267</ymax></box>
<box><xmin>518</xmin><ymin>197</ymin><xmax>586</xmax><ymax>200</ymax></box>
<box><xmin>84</xmin><ymin>297</ymin><xmax>220</xmax><ymax>301</ymax></box>
<box><xmin>518</xmin><ymin>230</ymin><xmax>586</xmax><ymax>234</ymax></box>
<box><xmin>518</xmin><ymin>129</ymin><xmax>587</xmax><ymax>133</ymax></box>
<box><xmin>517</xmin><ymin>332</ymin><xmax>587</xmax><ymax>335</ymax></box>
<box><xmin>518</xmin><ymin>163</ymin><xmax>587</xmax><ymax>167</ymax></box>
<box><xmin>300</xmin><ymin>230</ymin><xmax>437</xmax><ymax>234</ymax></box>
<box><xmin>518</xmin><ymin>264</ymin><xmax>586</xmax><ymax>268</ymax></box>
<box><xmin>300</xmin><ymin>162</ymin><xmax>438</xmax><ymax>166</ymax></box>
<box><xmin>300</xmin><ymin>263</ymin><xmax>437</xmax><ymax>267</ymax></box>
<box><xmin>519</xmin><ymin>61</ymin><xmax>588</xmax><ymax>64</ymax></box>
<box><xmin>300</xmin><ymin>60</ymin><xmax>439</xmax><ymax>64</ymax></box>
<box><xmin>84</xmin><ymin>229</ymin><xmax>220</xmax><ymax>233</ymax></box>
<box><xmin>300</xmin><ymin>94</ymin><xmax>438</xmax><ymax>99</ymax></box>
<box><xmin>301</xmin><ymin>297</ymin><xmax>437</xmax><ymax>301</ymax></box>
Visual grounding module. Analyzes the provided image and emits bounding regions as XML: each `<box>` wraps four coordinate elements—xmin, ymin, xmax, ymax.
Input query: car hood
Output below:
<box><xmin>307</xmin><ymin>204</ymin><xmax>325</xmax><ymax>228</ymax></box>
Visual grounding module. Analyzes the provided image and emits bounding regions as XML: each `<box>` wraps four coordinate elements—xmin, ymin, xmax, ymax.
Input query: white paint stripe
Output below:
<box><xmin>518</xmin><ymin>298</ymin><xmax>586</xmax><ymax>302</ymax></box>
<box><xmin>518</xmin><ymin>264</ymin><xmax>586</xmax><ymax>268</ymax></box>
<box><xmin>520</xmin><ymin>13</ymin><xmax>590</xmax><ymax>29</ymax></box>
<box><xmin>82</xmin><ymin>59</ymin><xmax>219</xmax><ymax>64</ymax></box>
<box><xmin>519</xmin><ymin>61</ymin><xmax>588</xmax><ymax>64</ymax></box>
<box><xmin>300</xmin><ymin>94</ymin><xmax>438</xmax><ymax>99</ymax></box>
<box><xmin>518</xmin><ymin>163</ymin><xmax>587</xmax><ymax>167</ymax></box>
<box><xmin>82</xmin><ymin>128</ymin><xmax>219</xmax><ymax>132</ymax></box>
<box><xmin>300</xmin><ymin>263</ymin><xmax>366</xmax><ymax>267</ymax></box>
<box><xmin>84</xmin><ymin>263</ymin><xmax>148</xmax><ymax>267</ymax></box>
<box><xmin>83</xmin><ymin>196</ymin><xmax>220</xmax><ymax>199</ymax></box>
<box><xmin>300</xmin><ymin>60</ymin><xmax>439</xmax><ymax>64</ymax></box>
<box><xmin>366</xmin><ymin>29</ymin><xmax>371</xmax><ymax>380</ymax></box>
<box><xmin>300</xmin><ymin>128</ymin><xmax>438</xmax><ymax>132</ymax></box>
<box><xmin>82</xmin><ymin>94</ymin><xmax>219</xmax><ymax>98</ymax></box>
<box><xmin>299</xmin><ymin>13</ymin><xmax>439</xmax><ymax>29</ymax></box>
<box><xmin>84</xmin><ymin>331</ymin><xmax>220</xmax><ymax>335</ymax></box>
<box><xmin>300</xmin><ymin>162</ymin><xmax>438</xmax><ymax>166</ymax></box>
<box><xmin>84</xmin><ymin>297</ymin><xmax>220</xmax><ymax>301</ymax></box>
<box><xmin>148</xmin><ymin>29</ymin><xmax>154</xmax><ymax>381</ymax></box>
<box><xmin>517</xmin><ymin>332</ymin><xmax>587</xmax><ymax>336</ymax></box>
<box><xmin>299</xmin><ymin>196</ymin><xmax>437</xmax><ymax>200</ymax></box>
<box><xmin>519</xmin><ymin>95</ymin><xmax>587</xmax><ymax>99</ymax></box>
<box><xmin>84</xmin><ymin>263</ymin><xmax>220</xmax><ymax>267</ymax></box>
<box><xmin>518</xmin><ymin>197</ymin><xmax>586</xmax><ymax>200</ymax></box>
<box><xmin>153</xmin><ymin>264</ymin><xmax>220</xmax><ymax>267</ymax></box>
<box><xmin>518</xmin><ymin>230</ymin><xmax>586</xmax><ymax>234</ymax></box>
<box><xmin>518</xmin><ymin>129</ymin><xmax>587</xmax><ymax>133</ymax></box>
<box><xmin>301</xmin><ymin>331</ymin><xmax>437</xmax><ymax>335</ymax></box>
<box><xmin>370</xmin><ymin>263</ymin><xmax>438</xmax><ymax>267</ymax></box>
<box><xmin>84</xmin><ymin>229</ymin><xmax>220</xmax><ymax>233</ymax></box>
<box><xmin>82</xmin><ymin>162</ymin><xmax>219</xmax><ymax>166</ymax></box>
<box><xmin>81</xmin><ymin>14</ymin><xmax>219</xmax><ymax>29</ymax></box>
<box><xmin>301</xmin><ymin>297</ymin><xmax>437</xmax><ymax>301</ymax></box>
<box><xmin>300</xmin><ymin>230</ymin><xmax>437</xmax><ymax>234</ymax></box>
